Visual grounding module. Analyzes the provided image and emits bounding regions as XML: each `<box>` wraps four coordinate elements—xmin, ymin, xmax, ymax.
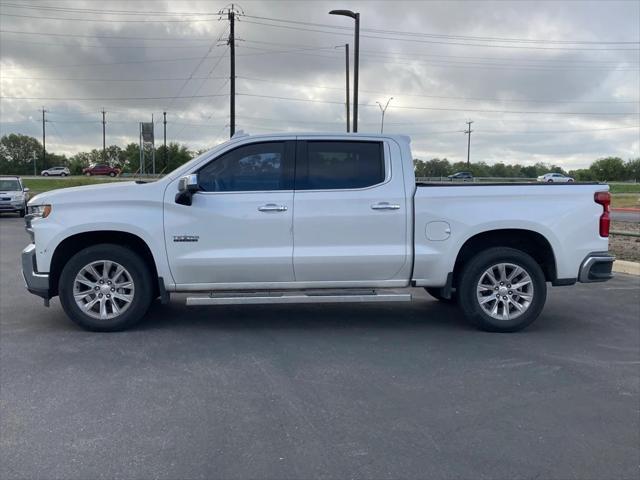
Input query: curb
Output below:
<box><xmin>612</xmin><ymin>207</ymin><xmax>640</xmax><ymax>213</ymax></box>
<box><xmin>613</xmin><ymin>260</ymin><xmax>640</xmax><ymax>276</ymax></box>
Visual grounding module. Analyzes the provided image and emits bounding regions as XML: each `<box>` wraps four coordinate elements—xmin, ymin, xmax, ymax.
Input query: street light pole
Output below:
<box><xmin>376</xmin><ymin>97</ymin><xmax>393</xmax><ymax>133</ymax></box>
<box><xmin>329</xmin><ymin>9</ymin><xmax>360</xmax><ymax>132</ymax></box>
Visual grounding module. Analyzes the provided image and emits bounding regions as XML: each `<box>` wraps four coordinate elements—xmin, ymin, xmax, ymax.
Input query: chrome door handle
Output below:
<box><xmin>371</xmin><ymin>202</ymin><xmax>400</xmax><ymax>211</ymax></box>
<box><xmin>258</xmin><ymin>203</ymin><xmax>288</xmax><ymax>212</ymax></box>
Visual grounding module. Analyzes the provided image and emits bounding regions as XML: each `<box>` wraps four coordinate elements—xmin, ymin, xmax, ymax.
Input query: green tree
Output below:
<box><xmin>589</xmin><ymin>157</ymin><xmax>627</xmax><ymax>181</ymax></box>
<box><xmin>0</xmin><ymin>134</ymin><xmax>42</xmax><ymax>174</ymax></box>
<box><xmin>625</xmin><ymin>158</ymin><xmax>640</xmax><ymax>182</ymax></box>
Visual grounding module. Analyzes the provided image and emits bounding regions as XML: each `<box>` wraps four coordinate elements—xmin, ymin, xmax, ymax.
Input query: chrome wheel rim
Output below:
<box><xmin>73</xmin><ymin>260</ymin><xmax>135</xmax><ymax>320</ymax></box>
<box><xmin>476</xmin><ymin>263</ymin><xmax>534</xmax><ymax>321</ymax></box>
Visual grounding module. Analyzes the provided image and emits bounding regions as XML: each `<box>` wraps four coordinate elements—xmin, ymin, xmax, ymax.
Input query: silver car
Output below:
<box><xmin>0</xmin><ymin>176</ymin><xmax>29</xmax><ymax>217</ymax></box>
<box><xmin>537</xmin><ymin>173</ymin><xmax>574</xmax><ymax>183</ymax></box>
<box><xmin>41</xmin><ymin>166</ymin><xmax>70</xmax><ymax>177</ymax></box>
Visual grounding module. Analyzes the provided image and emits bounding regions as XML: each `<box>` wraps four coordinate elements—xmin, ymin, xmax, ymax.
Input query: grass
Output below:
<box><xmin>23</xmin><ymin>176</ymin><xmax>127</xmax><ymax>194</ymax></box>
<box><xmin>611</xmin><ymin>194</ymin><xmax>640</xmax><ymax>209</ymax></box>
<box><xmin>609</xmin><ymin>183</ymin><xmax>640</xmax><ymax>194</ymax></box>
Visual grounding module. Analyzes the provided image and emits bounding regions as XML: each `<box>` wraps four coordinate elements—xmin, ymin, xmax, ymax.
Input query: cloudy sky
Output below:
<box><xmin>0</xmin><ymin>0</ymin><xmax>638</xmax><ymax>169</ymax></box>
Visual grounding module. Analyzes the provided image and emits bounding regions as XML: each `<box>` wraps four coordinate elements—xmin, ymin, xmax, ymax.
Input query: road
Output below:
<box><xmin>612</xmin><ymin>210</ymin><xmax>640</xmax><ymax>223</ymax></box>
<box><xmin>1</xmin><ymin>215</ymin><xmax>639</xmax><ymax>480</ymax></box>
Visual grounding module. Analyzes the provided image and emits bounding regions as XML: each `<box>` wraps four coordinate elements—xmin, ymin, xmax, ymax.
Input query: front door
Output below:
<box><xmin>164</xmin><ymin>140</ymin><xmax>296</xmax><ymax>287</ymax></box>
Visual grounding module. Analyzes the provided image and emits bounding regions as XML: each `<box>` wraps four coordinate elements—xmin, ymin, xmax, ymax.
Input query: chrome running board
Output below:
<box><xmin>185</xmin><ymin>289</ymin><xmax>412</xmax><ymax>306</ymax></box>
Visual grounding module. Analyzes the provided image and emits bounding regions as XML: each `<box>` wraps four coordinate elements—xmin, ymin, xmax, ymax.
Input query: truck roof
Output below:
<box><xmin>230</xmin><ymin>131</ymin><xmax>411</xmax><ymax>144</ymax></box>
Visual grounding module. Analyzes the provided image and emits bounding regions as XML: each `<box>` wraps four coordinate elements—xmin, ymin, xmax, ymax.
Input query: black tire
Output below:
<box><xmin>59</xmin><ymin>244</ymin><xmax>153</xmax><ymax>332</ymax></box>
<box><xmin>43</xmin><ymin>172</ymin><xmax>49</xmax><ymax>176</ymax></box>
<box><xmin>60</xmin><ymin>173</ymin><xmax>67</xmax><ymax>177</ymax></box>
<box><xmin>85</xmin><ymin>172</ymin><xmax>91</xmax><ymax>176</ymax></box>
<box><xmin>109</xmin><ymin>172</ymin><xmax>116</xmax><ymax>177</ymax></box>
<box><xmin>18</xmin><ymin>207</ymin><xmax>26</xmax><ymax>218</ymax></box>
<box><xmin>458</xmin><ymin>247</ymin><xmax>547</xmax><ymax>332</ymax></box>
<box><xmin>425</xmin><ymin>287</ymin><xmax>457</xmax><ymax>304</ymax></box>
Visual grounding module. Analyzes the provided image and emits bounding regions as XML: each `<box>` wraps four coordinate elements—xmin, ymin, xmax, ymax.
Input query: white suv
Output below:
<box><xmin>41</xmin><ymin>166</ymin><xmax>70</xmax><ymax>177</ymax></box>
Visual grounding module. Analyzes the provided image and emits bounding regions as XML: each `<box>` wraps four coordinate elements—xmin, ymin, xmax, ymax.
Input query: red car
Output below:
<box><xmin>82</xmin><ymin>164</ymin><xmax>121</xmax><ymax>177</ymax></box>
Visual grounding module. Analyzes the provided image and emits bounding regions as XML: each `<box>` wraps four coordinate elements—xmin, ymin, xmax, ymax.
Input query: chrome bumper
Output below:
<box><xmin>21</xmin><ymin>243</ymin><xmax>50</xmax><ymax>299</ymax></box>
<box><xmin>578</xmin><ymin>252</ymin><xmax>615</xmax><ymax>283</ymax></box>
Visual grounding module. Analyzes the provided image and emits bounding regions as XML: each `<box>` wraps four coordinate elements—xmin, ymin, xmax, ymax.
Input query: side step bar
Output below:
<box><xmin>185</xmin><ymin>289</ymin><xmax>412</xmax><ymax>306</ymax></box>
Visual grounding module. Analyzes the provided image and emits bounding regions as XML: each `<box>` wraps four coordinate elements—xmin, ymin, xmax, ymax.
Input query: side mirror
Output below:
<box><xmin>175</xmin><ymin>174</ymin><xmax>199</xmax><ymax>206</ymax></box>
<box><xmin>23</xmin><ymin>187</ymin><xmax>30</xmax><ymax>193</ymax></box>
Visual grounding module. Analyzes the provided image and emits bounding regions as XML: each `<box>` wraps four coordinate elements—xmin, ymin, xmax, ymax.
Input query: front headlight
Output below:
<box><xmin>28</xmin><ymin>204</ymin><xmax>52</xmax><ymax>218</ymax></box>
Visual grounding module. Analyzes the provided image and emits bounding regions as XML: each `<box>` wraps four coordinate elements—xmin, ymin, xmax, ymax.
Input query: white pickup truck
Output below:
<box><xmin>22</xmin><ymin>133</ymin><xmax>614</xmax><ymax>332</ymax></box>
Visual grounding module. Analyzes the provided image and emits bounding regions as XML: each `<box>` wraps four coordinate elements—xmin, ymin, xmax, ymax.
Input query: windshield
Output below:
<box><xmin>0</xmin><ymin>179</ymin><xmax>21</xmax><ymax>191</ymax></box>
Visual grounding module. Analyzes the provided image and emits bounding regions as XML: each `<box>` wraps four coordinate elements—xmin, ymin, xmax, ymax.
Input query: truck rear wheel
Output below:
<box><xmin>458</xmin><ymin>247</ymin><xmax>546</xmax><ymax>332</ymax></box>
<box><xmin>58</xmin><ymin>244</ymin><xmax>153</xmax><ymax>331</ymax></box>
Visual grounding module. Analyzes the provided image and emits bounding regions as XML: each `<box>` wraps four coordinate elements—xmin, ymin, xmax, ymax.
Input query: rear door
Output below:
<box><xmin>292</xmin><ymin>138</ymin><xmax>408</xmax><ymax>283</ymax></box>
<box><xmin>164</xmin><ymin>140</ymin><xmax>296</xmax><ymax>286</ymax></box>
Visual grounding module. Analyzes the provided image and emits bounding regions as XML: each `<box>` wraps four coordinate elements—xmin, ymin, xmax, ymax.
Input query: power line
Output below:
<box><xmin>0</xmin><ymin>38</ymin><xmax>213</xmax><ymax>49</ymax></box>
<box><xmin>162</xmin><ymin>25</ymin><xmax>228</xmax><ymax>112</ymax></box>
<box><xmin>1</xmin><ymin>76</ymin><xmax>229</xmax><ymax>82</ymax></box>
<box><xmin>237</xmin><ymin>75</ymin><xmax>639</xmax><ymax>104</ymax></box>
<box><xmin>242</xmin><ymin>15</ymin><xmax>639</xmax><ymax>45</ymax></box>
<box><xmin>239</xmin><ymin>39</ymin><xmax>640</xmax><ymax>65</ymax></box>
<box><xmin>1</xmin><ymin>94</ymin><xmax>229</xmax><ymax>101</ymax></box>
<box><xmin>235</xmin><ymin>92</ymin><xmax>638</xmax><ymax>116</ymax></box>
<box><xmin>237</xmin><ymin>44</ymin><xmax>640</xmax><ymax>72</ymax></box>
<box><xmin>0</xmin><ymin>12</ymin><xmax>220</xmax><ymax>23</ymax></box>
<box><xmin>0</xmin><ymin>29</ymin><xmax>215</xmax><ymax>42</ymax></box>
<box><xmin>241</xmin><ymin>20</ymin><xmax>640</xmax><ymax>51</ymax></box>
<box><xmin>0</xmin><ymin>54</ymin><xmax>225</xmax><ymax>70</ymax></box>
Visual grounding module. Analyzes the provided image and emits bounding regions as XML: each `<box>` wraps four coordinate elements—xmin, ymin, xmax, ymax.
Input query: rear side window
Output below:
<box><xmin>198</xmin><ymin>141</ymin><xmax>291</xmax><ymax>192</ymax></box>
<box><xmin>297</xmin><ymin>141</ymin><xmax>385</xmax><ymax>190</ymax></box>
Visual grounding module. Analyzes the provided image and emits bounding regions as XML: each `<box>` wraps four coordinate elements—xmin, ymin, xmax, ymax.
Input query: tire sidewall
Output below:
<box><xmin>459</xmin><ymin>247</ymin><xmax>547</xmax><ymax>332</ymax></box>
<box><xmin>59</xmin><ymin>244</ymin><xmax>153</xmax><ymax>331</ymax></box>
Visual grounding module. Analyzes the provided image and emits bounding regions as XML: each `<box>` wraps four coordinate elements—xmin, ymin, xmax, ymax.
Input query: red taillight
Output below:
<box><xmin>594</xmin><ymin>191</ymin><xmax>611</xmax><ymax>237</ymax></box>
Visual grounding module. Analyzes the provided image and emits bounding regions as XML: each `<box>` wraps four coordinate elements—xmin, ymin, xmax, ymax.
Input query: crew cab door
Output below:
<box><xmin>292</xmin><ymin>138</ymin><xmax>409</xmax><ymax>283</ymax></box>
<box><xmin>164</xmin><ymin>140</ymin><xmax>295</xmax><ymax>286</ymax></box>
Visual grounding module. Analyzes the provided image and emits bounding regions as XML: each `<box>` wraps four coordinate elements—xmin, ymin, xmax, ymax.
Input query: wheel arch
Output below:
<box><xmin>452</xmin><ymin>229</ymin><xmax>557</xmax><ymax>287</ymax></box>
<box><xmin>49</xmin><ymin>230</ymin><xmax>159</xmax><ymax>297</ymax></box>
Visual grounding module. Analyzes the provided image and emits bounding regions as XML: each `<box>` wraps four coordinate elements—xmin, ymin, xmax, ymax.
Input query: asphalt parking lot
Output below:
<box><xmin>1</xmin><ymin>215</ymin><xmax>639</xmax><ymax>480</ymax></box>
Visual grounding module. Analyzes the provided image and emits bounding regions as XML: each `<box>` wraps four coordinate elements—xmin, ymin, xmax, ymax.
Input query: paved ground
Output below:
<box><xmin>1</xmin><ymin>215</ymin><xmax>639</xmax><ymax>480</ymax></box>
<box><xmin>612</xmin><ymin>210</ymin><xmax>640</xmax><ymax>223</ymax></box>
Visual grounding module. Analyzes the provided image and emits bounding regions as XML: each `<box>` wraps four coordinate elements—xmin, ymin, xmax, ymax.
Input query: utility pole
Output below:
<box><xmin>163</xmin><ymin>111</ymin><xmax>167</xmax><ymax>170</ymax></box>
<box><xmin>151</xmin><ymin>113</ymin><xmax>155</xmax><ymax>175</ymax></box>
<box><xmin>101</xmin><ymin>109</ymin><xmax>106</xmax><ymax>163</ymax></box>
<box><xmin>376</xmin><ymin>97</ymin><xmax>393</xmax><ymax>134</ymax></box>
<box><xmin>464</xmin><ymin>120</ymin><xmax>474</xmax><ymax>167</ymax></box>
<box><xmin>40</xmin><ymin>107</ymin><xmax>47</xmax><ymax>175</ymax></box>
<box><xmin>219</xmin><ymin>4</ymin><xmax>243</xmax><ymax>138</ymax></box>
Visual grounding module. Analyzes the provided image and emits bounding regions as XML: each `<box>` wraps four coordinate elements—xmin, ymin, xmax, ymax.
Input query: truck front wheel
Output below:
<box><xmin>59</xmin><ymin>244</ymin><xmax>153</xmax><ymax>331</ymax></box>
<box><xmin>458</xmin><ymin>247</ymin><xmax>547</xmax><ymax>332</ymax></box>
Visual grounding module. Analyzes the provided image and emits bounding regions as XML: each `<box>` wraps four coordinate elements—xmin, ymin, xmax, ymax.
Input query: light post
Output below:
<box><xmin>376</xmin><ymin>97</ymin><xmax>393</xmax><ymax>133</ymax></box>
<box><xmin>329</xmin><ymin>9</ymin><xmax>360</xmax><ymax>132</ymax></box>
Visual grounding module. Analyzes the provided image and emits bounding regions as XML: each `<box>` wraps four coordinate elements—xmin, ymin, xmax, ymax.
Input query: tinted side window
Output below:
<box><xmin>198</xmin><ymin>142</ymin><xmax>289</xmax><ymax>192</ymax></box>
<box><xmin>297</xmin><ymin>141</ymin><xmax>384</xmax><ymax>190</ymax></box>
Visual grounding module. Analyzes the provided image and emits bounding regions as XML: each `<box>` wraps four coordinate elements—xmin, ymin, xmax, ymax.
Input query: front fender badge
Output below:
<box><xmin>173</xmin><ymin>235</ymin><xmax>199</xmax><ymax>243</ymax></box>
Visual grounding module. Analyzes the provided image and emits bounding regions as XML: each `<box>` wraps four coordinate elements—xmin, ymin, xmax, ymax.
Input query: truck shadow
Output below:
<box><xmin>136</xmin><ymin>297</ymin><xmax>474</xmax><ymax>333</ymax></box>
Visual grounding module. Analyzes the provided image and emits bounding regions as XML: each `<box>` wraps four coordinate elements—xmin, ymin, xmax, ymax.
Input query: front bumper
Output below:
<box><xmin>0</xmin><ymin>202</ymin><xmax>24</xmax><ymax>212</ymax></box>
<box><xmin>21</xmin><ymin>243</ymin><xmax>50</xmax><ymax>299</ymax></box>
<box><xmin>578</xmin><ymin>252</ymin><xmax>615</xmax><ymax>283</ymax></box>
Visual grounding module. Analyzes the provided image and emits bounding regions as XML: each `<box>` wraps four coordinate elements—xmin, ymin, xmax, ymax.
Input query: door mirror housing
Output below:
<box><xmin>23</xmin><ymin>187</ymin><xmax>30</xmax><ymax>193</ymax></box>
<box><xmin>176</xmin><ymin>174</ymin><xmax>199</xmax><ymax>206</ymax></box>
